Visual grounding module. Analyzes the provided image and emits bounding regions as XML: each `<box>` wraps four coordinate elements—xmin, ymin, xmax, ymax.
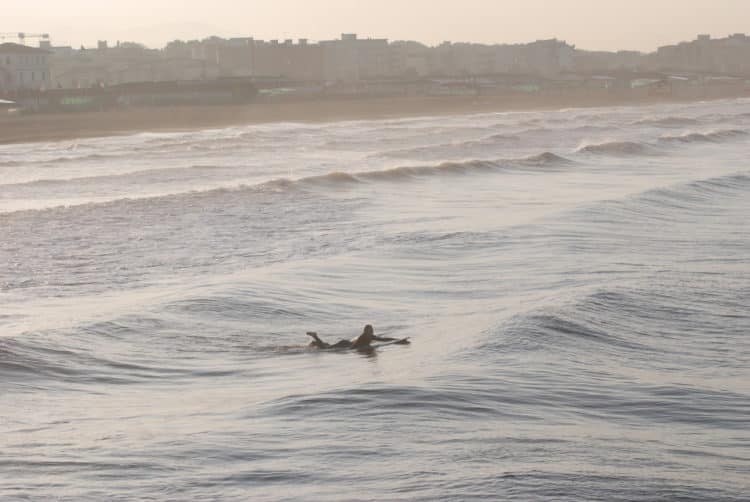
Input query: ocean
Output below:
<box><xmin>1</xmin><ymin>99</ymin><xmax>749</xmax><ymax>501</ymax></box>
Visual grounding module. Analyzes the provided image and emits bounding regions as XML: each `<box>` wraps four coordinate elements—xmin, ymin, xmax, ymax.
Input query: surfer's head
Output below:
<box><xmin>352</xmin><ymin>325</ymin><xmax>375</xmax><ymax>348</ymax></box>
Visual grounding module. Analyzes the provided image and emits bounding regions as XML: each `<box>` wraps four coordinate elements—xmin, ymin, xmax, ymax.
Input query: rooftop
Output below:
<box><xmin>0</xmin><ymin>42</ymin><xmax>51</xmax><ymax>54</ymax></box>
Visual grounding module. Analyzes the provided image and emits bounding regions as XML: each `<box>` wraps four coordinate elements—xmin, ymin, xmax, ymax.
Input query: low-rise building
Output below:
<box><xmin>320</xmin><ymin>34</ymin><xmax>391</xmax><ymax>82</ymax></box>
<box><xmin>649</xmin><ymin>34</ymin><xmax>750</xmax><ymax>75</ymax></box>
<box><xmin>0</xmin><ymin>43</ymin><xmax>51</xmax><ymax>91</ymax></box>
<box><xmin>250</xmin><ymin>39</ymin><xmax>324</xmax><ymax>81</ymax></box>
<box><xmin>31</xmin><ymin>31</ymin><xmax>750</xmax><ymax>92</ymax></box>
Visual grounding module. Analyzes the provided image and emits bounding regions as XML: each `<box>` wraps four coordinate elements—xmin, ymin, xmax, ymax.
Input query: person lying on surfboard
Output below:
<box><xmin>306</xmin><ymin>324</ymin><xmax>410</xmax><ymax>350</ymax></box>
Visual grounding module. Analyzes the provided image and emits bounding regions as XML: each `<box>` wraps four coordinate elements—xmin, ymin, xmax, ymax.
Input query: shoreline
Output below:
<box><xmin>1</xmin><ymin>91</ymin><xmax>748</xmax><ymax>145</ymax></box>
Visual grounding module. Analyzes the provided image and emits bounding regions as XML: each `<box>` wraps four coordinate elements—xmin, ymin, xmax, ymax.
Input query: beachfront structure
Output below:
<box><xmin>0</xmin><ymin>43</ymin><xmax>51</xmax><ymax>91</ymax></box>
<box><xmin>44</xmin><ymin>35</ymin><xmax>595</xmax><ymax>89</ymax></box>
<box><xmin>248</xmin><ymin>39</ymin><xmax>325</xmax><ymax>81</ymax></box>
<box><xmin>163</xmin><ymin>34</ymin><xmax>389</xmax><ymax>82</ymax></box>
<box><xmin>41</xmin><ymin>32</ymin><xmax>750</xmax><ymax>91</ymax></box>
<box><xmin>193</xmin><ymin>34</ymin><xmax>389</xmax><ymax>82</ymax></box>
<box><xmin>322</xmin><ymin>34</ymin><xmax>390</xmax><ymax>81</ymax></box>
<box><xmin>649</xmin><ymin>33</ymin><xmax>750</xmax><ymax>74</ymax></box>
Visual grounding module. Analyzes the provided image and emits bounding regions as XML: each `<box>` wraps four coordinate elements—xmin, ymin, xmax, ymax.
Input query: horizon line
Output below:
<box><xmin>35</xmin><ymin>31</ymin><xmax>747</xmax><ymax>55</ymax></box>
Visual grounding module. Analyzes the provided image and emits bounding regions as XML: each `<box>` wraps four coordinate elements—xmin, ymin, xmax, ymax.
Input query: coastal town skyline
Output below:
<box><xmin>4</xmin><ymin>29</ymin><xmax>750</xmax><ymax>55</ymax></box>
<box><xmin>5</xmin><ymin>0</ymin><xmax>750</xmax><ymax>52</ymax></box>
<box><xmin>3</xmin><ymin>29</ymin><xmax>750</xmax><ymax>96</ymax></box>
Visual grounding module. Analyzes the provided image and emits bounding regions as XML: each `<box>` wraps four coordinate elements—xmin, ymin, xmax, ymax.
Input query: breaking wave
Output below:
<box><xmin>293</xmin><ymin>153</ymin><xmax>573</xmax><ymax>186</ymax></box>
<box><xmin>0</xmin><ymin>152</ymin><xmax>575</xmax><ymax>216</ymax></box>
<box><xmin>633</xmin><ymin>116</ymin><xmax>701</xmax><ymax>127</ymax></box>
<box><xmin>373</xmin><ymin>133</ymin><xmax>521</xmax><ymax>159</ymax></box>
<box><xmin>659</xmin><ymin>129</ymin><xmax>748</xmax><ymax>144</ymax></box>
<box><xmin>29</xmin><ymin>153</ymin><xmax>115</xmax><ymax>165</ymax></box>
<box><xmin>576</xmin><ymin>140</ymin><xmax>658</xmax><ymax>156</ymax></box>
<box><xmin>0</xmin><ymin>164</ymin><xmax>233</xmax><ymax>191</ymax></box>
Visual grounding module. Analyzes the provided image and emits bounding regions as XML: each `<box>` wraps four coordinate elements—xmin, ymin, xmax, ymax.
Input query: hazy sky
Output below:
<box><xmin>4</xmin><ymin>0</ymin><xmax>750</xmax><ymax>52</ymax></box>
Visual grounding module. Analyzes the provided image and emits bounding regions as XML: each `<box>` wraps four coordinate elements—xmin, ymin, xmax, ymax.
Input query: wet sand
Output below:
<box><xmin>1</xmin><ymin>91</ymin><xmax>747</xmax><ymax>145</ymax></box>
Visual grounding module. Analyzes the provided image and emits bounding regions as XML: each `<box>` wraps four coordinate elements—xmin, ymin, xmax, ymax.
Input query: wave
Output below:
<box><xmin>561</xmin><ymin>171</ymin><xmax>750</xmax><ymax>229</ymax></box>
<box><xmin>141</xmin><ymin>131</ymin><xmax>286</xmax><ymax>152</ymax></box>
<box><xmin>659</xmin><ymin>129</ymin><xmax>748</xmax><ymax>144</ymax></box>
<box><xmin>481</xmin><ymin>133</ymin><xmax>522</xmax><ymax>144</ymax></box>
<box><xmin>374</xmin><ymin>133</ymin><xmax>520</xmax><ymax>160</ymax></box>
<box><xmin>31</xmin><ymin>153</ymin><xmax>115</xmax><ymax>165</ymax></box>
<box><xmin>0</xmin><ymin>152</ymin><xmax>575</xmax><ymax>216</ymax></box>
<box><xmin>596</xmin><ymin>171</ymin><xmax>747</xmax><ymax>230</ymax></box>
<box><xmin>300</xmin><ymin>153</ymin><xmax>573</xmax><ymax>186</ymax></box>
<box><xmin>487</xmin><ymin>274</ymin><xmax>749</xmax><ymax>362</ymax></box>
<box><xmin>519</xmin><ymin>152</ymin><xmax>574</xmax><ymax>166</ymax></box>
<box><xmin>638</xmin><ymin>172</ymin><xmax>750</xmax><ymax>212</ymax></box>
<box><xmin>576</xmin><ymin>140</ymin><xmax>658</xmax><ymax>156</ymax></box>
<box><xmin>0</xmin><ymin>164</ymin><xmax>232</xmax><ymax>191</ymax></box>
<box><xmin>577</xmin><ymin>128</ymin><xmax>746</xmax><ymax>157</ymax></box>
<box><xmin>265</xmin><ymin>384</ymin><xmax>507</xmax><ymax>420</ymax></box>
<box><xmin>268</xmin><ymin>160</ymin><xmax>501</xmax><ymax>188</ymax></box>
<box><xmin>685</xmin><ymin>172</ymin><xmax>750</xmax><ymax>194</ymax></box>
<box><xmin>481</xmin><ymin>289</ymin><xmax>659</xmax><ymax>355</ymax></box>
<box><xmin>697</xmin><ymin>110</ymin><xmax>750</xmax><ymax>123</ymax></box>
<box><xmin>371</xmin><ymin>123</ymin><xmax>617</xmax><ymax>160</ymax></box>
<box><xmin>0</xmin><ymin>340</ymin><xmax>69</xmax><ymax>380</ymax></box>
<box><xmin>633</xmin><ymin>116</ymin><xmax>701</xmax><ymax>127</ymax></box>
<box><xmin>0</xmin><ymin>336</ymin><xmax>104</xmax><ymax>383</ymax></box>
<box><xmin>0</xmin><ymin>315</ymin><xmax>233</xmax><ymax>384</ymax></box>
<box><xmin>499</xmin><ymin>309</ymin><xmax>651</xmax><ymax>353</ymax></box>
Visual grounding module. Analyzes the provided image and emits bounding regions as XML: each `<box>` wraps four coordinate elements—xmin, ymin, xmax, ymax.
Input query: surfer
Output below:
<box><xmin>306</xmin><ymin>324</ymin><xmax>410</xmax><ymax>350</ymax></box>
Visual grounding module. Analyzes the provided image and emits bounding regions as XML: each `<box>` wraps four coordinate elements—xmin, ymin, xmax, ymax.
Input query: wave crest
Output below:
<box><xmin>633</xmin><ymin>116</ymin><xmax>701</xmax><ymax>127</ymax></box>
<box><xmin>659</xmin><ymin>129</ymin><xmax>747</xmax><ymax>144</ymax></box>
<box><xmin>576</xmin><ymin>141</ymin><xmax>657</xmax><ymax>156</ymax></box>
<box><xmin>311</xmin><ymin>153</ymin><xmax>574</xmax><ymax>186</ymax></box>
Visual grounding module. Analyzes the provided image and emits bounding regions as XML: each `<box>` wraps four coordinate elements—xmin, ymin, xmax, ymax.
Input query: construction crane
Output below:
<box><xmin>0</xmin><ymin>32</ymin><xmax>50</xmax><ymax>45</ymax></box>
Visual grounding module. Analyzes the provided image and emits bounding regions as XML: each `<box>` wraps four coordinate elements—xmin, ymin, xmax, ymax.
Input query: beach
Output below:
<box><xmin>2</xmin><ymin>90</ymin><xmax>748</xmax><ymax>145</ymax></box>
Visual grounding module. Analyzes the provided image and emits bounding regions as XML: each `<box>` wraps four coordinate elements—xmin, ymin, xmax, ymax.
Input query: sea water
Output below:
<box><xmin>1</xmin><ymin>99</ymin><xmax>749</xmax><ymax>500</ymax></box>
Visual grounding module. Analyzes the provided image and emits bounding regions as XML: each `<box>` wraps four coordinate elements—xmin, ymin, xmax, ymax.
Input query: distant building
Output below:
<box><xmin>51</xmin><ymin>41</ymin><xmax>163</xmax><ymax>88</ymax></box>
<box><xmin>321</xmin><ymin>34</ymin><xmax>362</xmax><ymax>81</ymax></box>
<box><xmin>523</xmin><ymin>39</ymin><xmax>575</xmax><ymax>76</ymax></box>
<box><xmin>0</xmin><ymin>43</ymin><xmax>51</xmax><ymax>91</ymax></box>
<box><xmin>33</xmin><ymin>31</ymin><xmax>750</xmax><ymax>92</ymax></box>
<box><xmin>249</xmin><ymin>38</ymin><xmax>324</xmax><ymax>81</ymax></box>
<box><xmin>390</xmin><ymin>41</ymin><xmax>432</xmax><ymax>77</ymax></box>
<box><xmin>574</xmin><ymin>50</ymin><xmax>643</xmax><ymax>73</ymax></box>
<box><xmin>650</xmin><ymin>33</ymin><xmax>750</xmax><ymax>75</ymax></box>
<box><xmin>320</xmin><ymin>34</ymin><xmax>390</xmax><ymax>82</ymax></box>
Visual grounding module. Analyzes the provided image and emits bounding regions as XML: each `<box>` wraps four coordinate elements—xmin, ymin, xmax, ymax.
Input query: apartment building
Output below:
<box><xmin>0</xmin><ymin>42</ymin><xmax>51</xmax><ymax>91</ymax></box>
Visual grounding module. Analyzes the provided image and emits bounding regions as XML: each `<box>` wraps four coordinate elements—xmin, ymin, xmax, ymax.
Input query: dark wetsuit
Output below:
<box><xmin>307</xmin><ymin>325</ymin><xmax>408</xmax><ymax>350</ymax></box>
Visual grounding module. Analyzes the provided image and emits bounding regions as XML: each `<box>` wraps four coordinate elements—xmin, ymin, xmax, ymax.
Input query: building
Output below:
<box><xmin>36</xmin><ymin>31</ymin><xmax>750</xmax><ymax>93</ymax></box>
<box><xmin>250</xmin><ymin>39</ymin><xmax>324</xmax><ymax>81</ymax></box>
<box><xmin>523</xmin><ymin>39</ymin><xmax>575</xmax><ymax>76</ymax></box>
<box><xmin>320</xmin><ymin>34</ymin><xmax>391</xmax><ymax>82</ymax></box>
<box><xmin>50</xmin><ymin>41</ymin><xmax>164</xmax><ymax>88</ymax></box>
<box><xmin>390</xmin><ymin>41</ymin><xmax>432</xmax><ymax>77</ymax></box>
<box><xmin>649</xmin><ymin>34</ymin><xmax>750</xmax><ymax>75</ymax></box>
<box><xmin>321</xmin><ymin>34</ymin><xmax>361</xmax><ymax>81</ymax></box>
<box><xmin>0</xmin><ymin>43</ymin><xmax>51</xmax><ymax>91</ymax></box>
<box><xmin>573</xmin><ymin>50</ymin><xmax>644</xmax><ymax>74</ymax></box>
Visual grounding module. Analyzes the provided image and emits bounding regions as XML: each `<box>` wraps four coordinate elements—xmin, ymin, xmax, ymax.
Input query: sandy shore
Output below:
<box><xmin>1</xmin><ymin>91</ymin><xmax>748</xmax><ymax>145</ymax></box>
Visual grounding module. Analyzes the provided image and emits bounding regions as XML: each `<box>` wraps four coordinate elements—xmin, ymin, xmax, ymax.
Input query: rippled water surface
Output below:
<box><xmin>2</xmin><ymin>99</ymin><xmax>749</xmax><ymax>501</ymax></box>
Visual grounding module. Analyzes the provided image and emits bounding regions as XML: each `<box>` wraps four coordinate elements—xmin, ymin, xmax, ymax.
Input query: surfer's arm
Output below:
<box><xmin>306</xmin><ymin>331</ymin><xmax>321</xmax><ymax>341</ymax></box>
<box><xmin>307</xmin><ymin>331</ymin><xmax>331</xmax><ymax>349</ymax></box>
<box><xmin>373</xmin><ymin>335</ymin><xmax>411</xmax><ymax>344</ymax></box>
